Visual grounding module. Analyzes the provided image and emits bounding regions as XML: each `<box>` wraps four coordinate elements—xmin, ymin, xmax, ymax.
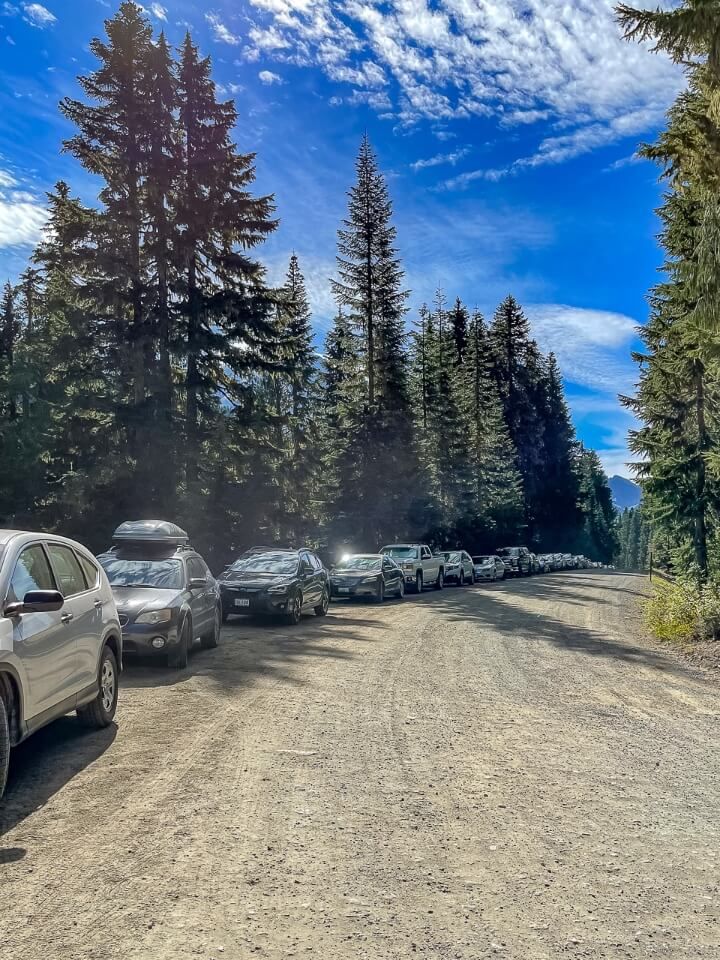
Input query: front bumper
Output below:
<box><xmin>331</xmin><ymin>581</ymin><xmax>378</xmax><ymax>598</ymax></box>
<box><xmin>221</xmin><ymin>587</ymin><xmax>291</xmax><ymax>617</ymax></box>
<box><xmin>119</xmin><ymin>619</ymin><xmax>180</xmax><ymax>656</ymax></box>
<box><xmin>474</xmin><ymin>568</ymin><xmax>495</xmax><ymax>580</ymax></box>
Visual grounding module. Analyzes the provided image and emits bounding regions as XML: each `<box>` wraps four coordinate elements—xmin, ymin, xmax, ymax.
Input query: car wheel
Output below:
<box><xmin>168</xmin><ymin>619</ymin><xmax>190</xmax><ymax>669</ymax></box>
<box><xmin>396</xmin><ymin>579</ymin><xmax>405</xmax><ymax>599</ymax></box>
<box><xmin>0</xmin><ymin>689</ymin><xmax>9</xmax><ymax>801</ymax></box>
<box><xmin>286</xmin><ymin>591</ymin><xmax>303</xmax><ymax>625</ymax></box>
<box><xmin>314</xmin><ymin>588</ymin><xmax>329</xmax><ymax>617</ymax></box>
<box><xmin>77</xmin><ymin>646</ymin><xmax>119</xmax><ymax>728</ymax></box>
<box><xmin>201</xmin><ymin>605</ymin><xmax>221</xmax><ymax>650</ymax></box>
<box><xmin>415</xmin><ymin>571</ymin><xmax>423</xmax><ymax>594</ymax></box>
<box><xmin>435</xmin><ymin>570</ymin><xmax>444</xmax><ymax>590</ymax></box>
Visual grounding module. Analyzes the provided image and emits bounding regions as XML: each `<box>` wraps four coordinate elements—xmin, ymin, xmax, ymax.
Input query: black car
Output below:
<box><xmin>97</xmin><ymin>520</ymin><xmax>221</xmax><ymax>669</ymax></box>
<box><xmin>330</xmin><ymin>553</ymin><xmax>404</xmax><ymax>602</ymax></box>
<box><xmin>496</xmin><ymin>546</ymin><xmax>532</xmax><ymax>577</ymax></box>
<box><xmin>218</xmin><ymin>548</ymin><xmax>329</xmax><ymax>625</ymax></box>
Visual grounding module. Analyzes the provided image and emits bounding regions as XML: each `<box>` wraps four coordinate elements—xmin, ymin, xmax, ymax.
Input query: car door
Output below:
<box><xmin>299</xmin><ymin>552</ymin><xmax>320</xmax><ymax>608</ymax></box>
<box><xmin>187</xmin><ymin>556</ymin><xmax>212</xmax><ymax>635</ymax></box>
<box><xmin>462</xmin><ymin>552</ymin><xmax>473</xmax><ymax>579</ymax></box>
<box><xmin>69</xmin><ymin>548</ymin><xmax>106</xmax><ymax>693</ymax></box>
<box><xmin>381</xmin><ymin>556</ymin><xmax>397</xmax><ymax>591</ymax></box>
<box><xmin>7</xmin><ymin>542</ymin><xmax>78</xmax><ymax>722</ymax></box>
<box><xmin>45</xmin><ymin>541</ymin><xmax>99</xmax><ymax>697</ymax></box>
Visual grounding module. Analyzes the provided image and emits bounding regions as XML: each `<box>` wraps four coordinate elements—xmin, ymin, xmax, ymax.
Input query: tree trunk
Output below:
<box><xmin>694</xmin><ymin>361</ymin><xmax>709</xmax><ymax>579</ymax></box>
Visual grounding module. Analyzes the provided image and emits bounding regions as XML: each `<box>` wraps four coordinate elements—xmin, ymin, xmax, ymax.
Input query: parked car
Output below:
<box><xmin>0</xmin><ymin>529</ymin><xmax>122</xmax><ymax>800</ymax></box>
<box><xmin>528</xmin><ymin>552</ymin><xmax>540</xmax><ymax>574</ymax></box>
<box><xmin>534</xmin><ymin>553</ymin><xmax>551</xmax><ymax>573</ymax></box>
<box><xmin>218</xmin><ymin>547</ymin><xmax>329</xmax><ymax>625</ymax></box>
<box><xmin>380</xmin><ymin>544</ymin><xmax>445</xmax><ymax>592</ymax></box>
<box><xmin>442</xmin><ymin>550</ymin><xmax>475</xmax><ymax>585</ymax></box>
<box><xmin>552</xmin><ymin>552</ymin><xmax>564</xmax><ymax>570</ymax></box>
<box><xmin>562</xmin><ymin>553</ymin><xmax>576</xmax><ymax>570</ymax></box>
<box><xmin>330</xmin><ymin>553</ymin><xmax>404</xmax><ymax>602</ymax></box>
<box><xmin>97</xmin><ymin>520</ymin><xmax>221</xmax><ymax>669</ymax></box>
<box><xmin>496</xmin><ymin>546</ymin><xmax>532</xmax><ymax>577</ymax></box>
<box><xmin>472</xmin><ymin>554</ymin><xmax>506</xmax><ymax>581</ymax></box>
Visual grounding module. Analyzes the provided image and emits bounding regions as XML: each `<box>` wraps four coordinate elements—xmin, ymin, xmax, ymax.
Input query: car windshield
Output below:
<box><xmin>474</xmin><ymin>556</ymin><xmax>493</xmax><ymax>563</ymax></box>
<box><xmin>443</xmin><ymin>552</ymin><xmax>461</xmax><ymax>562</ymax></box>
<box><xmin>383</xmin><ymin>547</ymin><xmax>418</xmax><ymax>559</ymax></box>
<box><xmin>99</xmin><ymin>557</ymin><xmax>183</xmax><ymax>589</ymax></box>
<box><xmin>227</xmin><ymin>552</ymin><xmax>299</xmax><ymax>575</ymax></box>
<box><xmin>335</xmin><ymin>556</ymin><xmax>381</xmax><ymax>571</ymax></box>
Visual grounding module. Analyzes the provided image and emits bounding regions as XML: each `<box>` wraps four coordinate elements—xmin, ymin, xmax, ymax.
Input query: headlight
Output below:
<box><xmin>136</xmin><ymin>608</ymin><xmax>173</xmax><ymax>625</ymax></box>
<box><xmin>267</xmin><ymin>582</ymin><xmax>291</xmax><ymax>594</ymax></box>
<box><xmin>403</xmin><ymin>562</ymin><xmax>414</xmax><ymax>570</ymax></box>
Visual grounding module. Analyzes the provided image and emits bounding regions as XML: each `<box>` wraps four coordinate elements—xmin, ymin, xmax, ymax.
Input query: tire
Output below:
<box><xmin>435</xmin><ymin>569</ymin><xmax>444</xmax><ymax>590</ymax></box>
<box><xmin>415</xmin><ymin>572</ymin><xmax>423</xmax><ymax>594</ymax></box>
<box><xmin>201</xmin><ymin>605</ymin><xmax>221</xmax><ymax>650</ymax></box>
<box><xmin>375</xmin><ymin>579</ymin><xmax>385</xmax><ymax>604</ymax></box>
<box><xmin>77</xmin><ymin>646</ymin><xmax>119</xmax><ymax>728</ymax></box>
<box><xmin>396</xmin><ymin>579</ymin><xmax>405</xmax><ymax>599</ymax></box>
<box><xmin>314</xmin><ymin>588</ymin><xmax>329</xmax><ymax>617</ymax></box>
<box><xmin>168</xmin><ymin>619</ymin><xmax>190</xmax><ymax>669</ymax></box>
<box><xmin>285</xmin><ymin>591</ymin><xmax>303</xmax><ymax>625</ymax></box>
<box><xmin>0</xmin><ymin>689</ymin><xmax>9</xmax><ymax>801</ymax></box>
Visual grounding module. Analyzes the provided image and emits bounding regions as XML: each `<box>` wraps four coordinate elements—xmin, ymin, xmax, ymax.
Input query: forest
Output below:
<box><xmin>0</xmin><ymin>1</ymin><xmax>617</xmax><ymax>569</ymax></box>
<box><xmin>616</xmin><ymin>0</ymin><xmax>720</xmax><ymax>589</ymax></box>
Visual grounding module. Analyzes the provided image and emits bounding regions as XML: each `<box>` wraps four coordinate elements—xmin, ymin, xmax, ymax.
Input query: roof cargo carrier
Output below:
<box><xmin>111</xmin><ymin>520</ymin><xmax>190</xmax><ymax>547</ymax></box>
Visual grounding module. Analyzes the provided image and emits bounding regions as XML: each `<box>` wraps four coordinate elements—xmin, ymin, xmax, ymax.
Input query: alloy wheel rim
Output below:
<box><xmin>101</xmin><ymin>660</ymin><xmax>115</xmax><ymax>712</ymax></box>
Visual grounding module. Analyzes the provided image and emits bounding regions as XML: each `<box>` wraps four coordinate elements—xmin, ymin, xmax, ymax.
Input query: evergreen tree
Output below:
<box><xmin>449</xmin><ymin>296</ymin><xmax>469</xmax><ymax>366</ymax></box>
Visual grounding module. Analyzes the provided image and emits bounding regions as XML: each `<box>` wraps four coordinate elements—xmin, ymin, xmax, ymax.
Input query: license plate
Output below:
<box><xmin>338</xmin><ymin>587</ymin><xmax>350</xmax><ymax>594</ymax></box>
<box><xmin>234</xmin><ymin>598</ymin><xmax>250</xmax><ymax>608</ymax></box>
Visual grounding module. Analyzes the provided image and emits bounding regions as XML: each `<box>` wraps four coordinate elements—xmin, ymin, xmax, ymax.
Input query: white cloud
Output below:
<box><xmin>205</xmin><ymin>13</ymin><xmax>240</xmax><ymax>45</ymax></box>
<box><xmin>410</xmin><ymin>147</ymin><xmax>469</xmax><ymax>171</ymax></box>
<box><xmin>244</xmin><ymin>0</ymin><xmax>681</xmax><ymax>169</ymax></box>
<box><xmin>258</xmin><ymin>69</ymin><xmax>283</xmax><ymax>84</ymax></box>
<box><xmin>22</xmin><ymin>2</ymin><xmax>55</xmax><ymax>26</ymax></box>
<box><xmin>0</xmin><ymin>189</ymin><xmax>46</xmax><ymax>248</ymax></box>
<box><xmin>149</xmin><ymin>2</ymin><xmax>167</xmax><ymax>21</ymax></box>
<box><xmin>526</xmin><ymin>303</ymin><xmax>638</xmax><ymax>394</ymax></box>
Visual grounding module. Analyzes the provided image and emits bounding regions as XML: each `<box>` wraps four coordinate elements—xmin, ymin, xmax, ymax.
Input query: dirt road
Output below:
<box><xmin>1</xmin><ymin>572</ymin><xmax>719</xmax><ymax>959</ymax></box>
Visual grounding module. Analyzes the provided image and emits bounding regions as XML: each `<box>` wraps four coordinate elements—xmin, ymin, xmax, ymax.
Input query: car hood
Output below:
<box><xmin>111</xmin><ymin>586</ymin><xmax>184</xmax><ymax>612</ymax></box>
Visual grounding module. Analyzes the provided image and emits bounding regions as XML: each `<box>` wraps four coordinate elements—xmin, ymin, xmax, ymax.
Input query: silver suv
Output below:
<box><xmin>0</xmin><ymin>530</ymin><xmax>122</xmax><ymax>800</ymax></box>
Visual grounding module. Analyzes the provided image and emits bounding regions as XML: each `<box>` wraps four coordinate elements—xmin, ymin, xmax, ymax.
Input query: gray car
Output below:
<box><xmin>473</xmin><ymin>554</ymin><xmax>506</xmax><ymax>581</ymax></box>
<box><xmin>0</xmin><ymin>529</ymin><xmax>122</xmax><ymax>800</ymax></box>
<box><xmin>97</xmin><ymin>521</ymin><xmax>221</xmax><ymax>670</ymax></box>
<box><xmin>442</xmin><ymin>550</ymin><xmax>475</xmax><ymax>585</ymax></box>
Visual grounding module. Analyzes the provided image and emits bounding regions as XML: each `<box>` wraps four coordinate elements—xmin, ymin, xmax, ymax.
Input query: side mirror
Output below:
<box><xmin>188</xmin><ymin>577</ymin><xmax>206</xmax><ymax>590</ymax></box>
<box><xmin>5</xmin><ymin>589</ymin><xmax>65</xmax><ymax>617</ymax></box>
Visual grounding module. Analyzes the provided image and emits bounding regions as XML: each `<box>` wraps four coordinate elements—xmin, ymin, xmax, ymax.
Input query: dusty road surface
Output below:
<box><xmin>2</xmin><ymin>571</ymin><xmax>719</xmax><ymax>960</ymax></box>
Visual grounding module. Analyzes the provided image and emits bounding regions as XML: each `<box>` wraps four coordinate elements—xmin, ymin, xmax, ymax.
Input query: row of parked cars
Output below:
<box><xmin>0</xmin><ymin>520</ymin><xmax>601</xmax><ymax>800</ymax></box>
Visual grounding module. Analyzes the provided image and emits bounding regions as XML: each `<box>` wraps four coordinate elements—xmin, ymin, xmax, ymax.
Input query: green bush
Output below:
<box><xmin>645</xmin><ymin>578</ymin><xmax>720</xmax><ymax>644</ymax></box>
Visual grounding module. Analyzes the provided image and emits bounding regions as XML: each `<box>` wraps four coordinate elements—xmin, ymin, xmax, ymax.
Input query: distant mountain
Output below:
<box><xmin>609</xmin><ymin>475</ymin><xmax>641</xmax><ymax>510</ymax></box>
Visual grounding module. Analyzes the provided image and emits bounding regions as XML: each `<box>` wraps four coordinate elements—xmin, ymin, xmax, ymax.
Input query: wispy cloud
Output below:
<box><xmin>258</xmin><ymin>69</ymin><xmax>283</xmax><ymax>85</ymax></box>
<box><xmin>22</xmin><ymin>2</ymin><xmax>55</xmax><ymax>27</ymax></box>
<box><xmin>205</xmin><ymin>12</ymin><xmax>240</xmax><ymax>45</ymax></box>
<box><xmin>243</xmin><ymin>0</ymin><xmax>680</xmax><ymax>170</ymax></box>
<box><xmin>0</xmin><ymin>168</ymin><xmax>47</xmax><ymax>248</ymax></box>
<box><xmin>410</xmin><ymin>147</ymin><xmax>469</xmax><ymax>172</ymax></box>
<box><xmin>149</xmin><ymin>2</ymin><xmax>167</xmax><ymax>21</ymax></box>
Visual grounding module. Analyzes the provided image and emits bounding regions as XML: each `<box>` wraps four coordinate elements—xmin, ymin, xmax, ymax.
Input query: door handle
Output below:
<box><xmin>94</xmin><ymin>599</ymin><xmax>103</xmax><ymax>608</ymax></box>
<box><xmin>61</xmin><ymin>612</ymin><xmax>74</xmax><ymax>624</ymax></box>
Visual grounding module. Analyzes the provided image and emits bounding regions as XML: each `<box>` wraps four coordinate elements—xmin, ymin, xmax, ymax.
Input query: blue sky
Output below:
<box><xmin>0</xmin><ymin>0</ymin><xmax>683</xmax><ymax>478</ymax></box>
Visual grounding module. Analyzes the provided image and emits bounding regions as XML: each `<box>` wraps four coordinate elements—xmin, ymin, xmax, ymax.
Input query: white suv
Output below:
<box><xmin>0</xmin><ymin>530</ymin><xmax>123</xmax><ymax>800</ymax></box>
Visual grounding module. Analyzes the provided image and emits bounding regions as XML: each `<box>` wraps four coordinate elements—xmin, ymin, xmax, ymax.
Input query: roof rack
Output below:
<box><xmin>111</xmin><ymin>520</ymin><xmax>190</xmax><ymax>547</ymax></box>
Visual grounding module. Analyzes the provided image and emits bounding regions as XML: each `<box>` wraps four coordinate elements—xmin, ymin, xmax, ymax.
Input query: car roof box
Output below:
<box><xmin>112</xmin><ymin>520</ymin><xmax>190</xmax><ymax>546</ymax></box>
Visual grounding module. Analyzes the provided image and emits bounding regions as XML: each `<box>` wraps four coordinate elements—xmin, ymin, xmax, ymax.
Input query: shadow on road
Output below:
<box><xmin>413</xmin><ymin>571</ymin><xmax>703</xmax><ymax>680</ymax></box>
<box><xmin>0</xmin><ymin>718</ymin><xmax>117</xmax><ymax>842</ymax></box>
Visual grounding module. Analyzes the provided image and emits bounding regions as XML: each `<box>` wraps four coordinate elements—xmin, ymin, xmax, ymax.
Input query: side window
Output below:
<box><xmin>422</xmin><ymin>547</ymin><xmax>431</xmax><ymax>559</ymax></box>
<box><xmin>310</xmin><ymin>554</ymin><xmax>322</xmax><ymax>571</ymax></box>
<box><xmin>299</xmin><ymin>553</ymin><xmax>313</xmax><ymax>574</ymax></box>
<box><xmin>187</xmin><ymin>557</ymin><xmax>206</xmax><ymax>581</ymax></box>
<box><xmin>382</xmin><ymin>557</ymin><xmax>392</xmax><ymax>570</ymax></box>
<box><xmin>8</xmin><ymin>544</ymin><xmax>56</xmax><ymax>603</ymax></box>
<box><xmin>47</xmin><ymin>543</ymin><xmax>87</xmax><ymax>597</ymax></box>
<box><xmin>77</xmin><ymin>552</ymin><xmax>99</xmax><ymax>589</ymax></box>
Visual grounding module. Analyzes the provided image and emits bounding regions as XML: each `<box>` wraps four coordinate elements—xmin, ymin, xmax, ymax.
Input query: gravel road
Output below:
<box><xmin>1</xmin><ymin>571</ymin><xmax>719</xmax><ymax>960</ymax></box>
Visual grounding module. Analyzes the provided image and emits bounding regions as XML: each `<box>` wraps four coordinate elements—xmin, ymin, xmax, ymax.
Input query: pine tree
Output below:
<box><xmin>449</xmin><ymin>296</ymin><xmax>469</xmax><ymax>366</ymax></box>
